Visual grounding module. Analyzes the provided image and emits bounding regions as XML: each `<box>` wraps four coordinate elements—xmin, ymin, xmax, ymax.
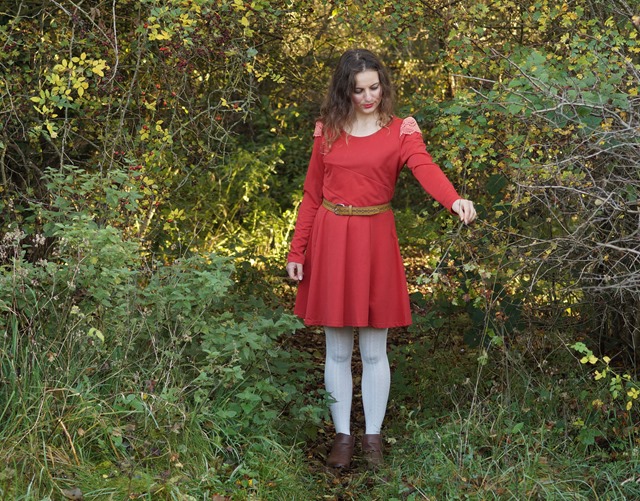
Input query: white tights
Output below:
<box><xmin>324</xmin><ymin>326</ymin><xmax>390</xmax><ymax>435</ymax></box>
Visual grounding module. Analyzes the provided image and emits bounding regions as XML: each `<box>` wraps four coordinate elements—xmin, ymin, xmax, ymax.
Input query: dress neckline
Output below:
<box><xmin>343</xmin><ymin>119</ymin><xmax>397</xmax><ymax>139</ymax></box>
<box><xmin>344</xmin><ymin>127</ymin><xmax>383</xmax><ymax>138</ymax></box>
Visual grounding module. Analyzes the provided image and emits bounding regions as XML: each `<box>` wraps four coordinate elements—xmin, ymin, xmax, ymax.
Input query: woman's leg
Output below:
<box><xmin>324</xmin><ymin>326</ymin><xmax>355</xmax><ymax>435</ymax></box>
<box><xmin>359</xmin><ymin>327</ymin><xmax>390</xmax><ymax>435</ymax></box>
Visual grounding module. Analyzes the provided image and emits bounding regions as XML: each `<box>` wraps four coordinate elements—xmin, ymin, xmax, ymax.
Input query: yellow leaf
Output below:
<box><xmin>77</xmin><ymin>86</ymin><xmax>84</xmax><ymax>97</ymax></box>
<box><xmin>45</xmin><ymin>121</ymin><xmax>58</xmax><ymax>139</ymax></box>
<box><xmin>240</xmin><ymin>16</ymin><xmax>250</xmax><ymax>27</ymax></box>
<box><xmin>91</xmin><ymin>60</ymin><xmax>108</xmax><ymax>77</ymax></box>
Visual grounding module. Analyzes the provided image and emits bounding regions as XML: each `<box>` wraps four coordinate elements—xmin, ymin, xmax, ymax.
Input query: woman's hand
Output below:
<box><xmin>286</xmin><ymin>262</ymin><xmax>304</xmax><ymax>281</ymax></box>
<box><xmin>452</xmin><ymin>199</ymin><xmax>477</xmax><ymax>225</ymax></box>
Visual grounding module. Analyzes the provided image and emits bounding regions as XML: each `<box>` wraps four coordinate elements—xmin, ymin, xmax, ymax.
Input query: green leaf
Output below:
<box><xmin>511</xmin><ymin>422</ymin><xmax>524</xmax><ymax>434</ymax></box>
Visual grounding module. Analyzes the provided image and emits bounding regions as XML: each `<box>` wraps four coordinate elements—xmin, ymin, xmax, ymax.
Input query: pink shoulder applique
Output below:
<box><xmin>400</xmin><ymin>117</ymin><xmax>421</xmax><ymax>136</ymax></box>
<box><xmin>313</xmin><ymin>121</ymin><xmax>323</xmax><ymax>137</ymax></box>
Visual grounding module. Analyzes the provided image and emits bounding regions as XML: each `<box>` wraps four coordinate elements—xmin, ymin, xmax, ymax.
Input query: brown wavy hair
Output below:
<box><xmin>320</xmin><ymin>49</ymin><xmax>395</xmax><ymax>150</ymax></box>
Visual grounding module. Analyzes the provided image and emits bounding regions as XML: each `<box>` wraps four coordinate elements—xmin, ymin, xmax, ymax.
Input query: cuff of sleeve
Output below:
<box><xmin>446</xmin><ymin>195</ymin><xmax>461</xmax><ymax>214</ymax></box>
<box><xmin>287</xmin><ymin>252</ymin><xmax>305</xmax><ymax>265</ymax></box>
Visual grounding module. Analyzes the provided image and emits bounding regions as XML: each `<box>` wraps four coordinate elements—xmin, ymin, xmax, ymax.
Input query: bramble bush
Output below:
<box><xmin>0</xmin><ymin>167</ymin><xmax>323</xmax><ymax>496</ymax></box>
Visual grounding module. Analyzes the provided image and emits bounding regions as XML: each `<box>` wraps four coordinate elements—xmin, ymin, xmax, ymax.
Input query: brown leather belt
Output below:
<box><xmin>322</xmin><ymin>198</ymin><xmax>392</xmax><ymax>216</ymax></box>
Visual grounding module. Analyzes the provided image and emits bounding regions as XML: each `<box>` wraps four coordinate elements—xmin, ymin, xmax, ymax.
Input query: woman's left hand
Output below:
<box><xmin>452</xmin><ymin>199</ymin><xmax>477</xmax><ymax>225</ymax></box>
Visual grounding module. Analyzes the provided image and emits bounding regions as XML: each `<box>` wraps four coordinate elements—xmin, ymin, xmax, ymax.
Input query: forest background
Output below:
<box><xmin>1</xmin><ymin>0</ymin><xmax>639</xmax><ymax>499</ymax></box>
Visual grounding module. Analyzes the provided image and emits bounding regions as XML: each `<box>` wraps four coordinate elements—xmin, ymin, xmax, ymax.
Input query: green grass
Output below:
<box><xmin>5</xmin><ymin>328</ymin><xmax>639</xmax><ymax>501</ymax></box>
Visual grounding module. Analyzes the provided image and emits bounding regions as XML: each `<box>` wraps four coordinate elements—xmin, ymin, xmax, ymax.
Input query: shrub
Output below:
<box><xmin>0</xmin><ymin>167</ymin><xmax>322</xmax><ymax>497</ymax></box>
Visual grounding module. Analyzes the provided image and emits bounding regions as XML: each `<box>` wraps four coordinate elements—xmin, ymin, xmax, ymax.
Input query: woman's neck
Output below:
<box><xmin>345</xmin><ymin>113</ymin><xmax>382</xmax><ymax>137</ymax></box>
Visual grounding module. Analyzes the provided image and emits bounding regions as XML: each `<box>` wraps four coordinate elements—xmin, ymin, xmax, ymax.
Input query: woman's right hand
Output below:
<box><xmin>286</xmin><ymin>262</ymin><xmax>304</xmax><ymax>281</ymax></box>
<box><xmin>452</xmin><ymin>199</ymin><xmax>477</xmax><ymax>225</ymax></box>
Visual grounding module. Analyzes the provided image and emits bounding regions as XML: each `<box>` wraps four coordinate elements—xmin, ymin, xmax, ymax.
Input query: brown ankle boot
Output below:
<box><xmin>326</xmin><ymin>433</ymin><xmax>355</xmax><ymax>469</ymax></box>
<box><xmin>362</xmin><ymin>434</ymin><xmax>384</xmax><ymax>468</ymax></box>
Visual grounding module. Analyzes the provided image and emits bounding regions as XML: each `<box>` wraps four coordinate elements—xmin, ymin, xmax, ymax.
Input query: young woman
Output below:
<box><xmin>286</xmin><ymin>49</ymin><xmax>476</xmax><ymax>469</ymax></box>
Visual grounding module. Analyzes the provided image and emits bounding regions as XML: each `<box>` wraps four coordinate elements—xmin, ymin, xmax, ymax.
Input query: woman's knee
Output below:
<box><xmin>359</xmin><ymin>327</ymin><xmax>388</xmax><ymax>366</ymax></box>
<box><xmin>325</xmin><ymin>326</ymin><xmax>354</xmax><ymax>364</ymax></box>
<box><xmin>360</xmin><ymin>350</ymin><xmax>387</xmax><ymax>366</ymax></box>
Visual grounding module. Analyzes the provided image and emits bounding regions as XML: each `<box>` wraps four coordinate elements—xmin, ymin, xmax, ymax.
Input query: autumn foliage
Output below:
<box><xmin>1</xmin><ymin>0</ymin><xmax>640</xmax><ymax>498</ymax></box>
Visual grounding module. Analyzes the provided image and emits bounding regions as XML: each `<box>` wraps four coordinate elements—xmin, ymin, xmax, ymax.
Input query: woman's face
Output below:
<box><xmin>351</xmin><ymin>69</ymin><xmax>381</xmax><ymax>117</ymax></box>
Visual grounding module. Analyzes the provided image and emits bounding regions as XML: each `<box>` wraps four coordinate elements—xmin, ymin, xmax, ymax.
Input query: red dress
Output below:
<box><xmin>287</xmin><ymin>116</ymin><xmax>460</xmax><ymax>328</ymax></box>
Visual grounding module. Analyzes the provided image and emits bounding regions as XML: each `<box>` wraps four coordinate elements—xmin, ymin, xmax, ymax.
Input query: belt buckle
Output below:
<box><xmin>334</xmin><ymin>203</ymin><xmax>345</xmax><ymax>215</ymax></box>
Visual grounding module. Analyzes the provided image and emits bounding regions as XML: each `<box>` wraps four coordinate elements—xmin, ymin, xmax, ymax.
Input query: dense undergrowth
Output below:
<box><xmin>1</xmin><ymin>168</ymin><xmax>639</xmax><ymax>500</ymax></box>
<box><xmin>0</xmin><ymin>168</ymin><xmax>323</xmax><ymax>499</ymax></box>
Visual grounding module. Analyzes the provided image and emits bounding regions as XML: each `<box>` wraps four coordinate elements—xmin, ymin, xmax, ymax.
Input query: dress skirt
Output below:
<box><xmin>293</xmin><ymin>206</ymin><xmax>412</xmax><ymax>328</ymax></box>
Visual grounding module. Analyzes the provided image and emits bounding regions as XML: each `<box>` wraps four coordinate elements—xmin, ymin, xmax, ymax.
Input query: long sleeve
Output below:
<box><xmin>287</xmin><ymin>129</ymin><xmax>325</xmax><ymax>264</ymax></box>
<box><xmin>400</xmin><ymin>117</ymin><xmax>460</xmax><ymax>211</ymax></box>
